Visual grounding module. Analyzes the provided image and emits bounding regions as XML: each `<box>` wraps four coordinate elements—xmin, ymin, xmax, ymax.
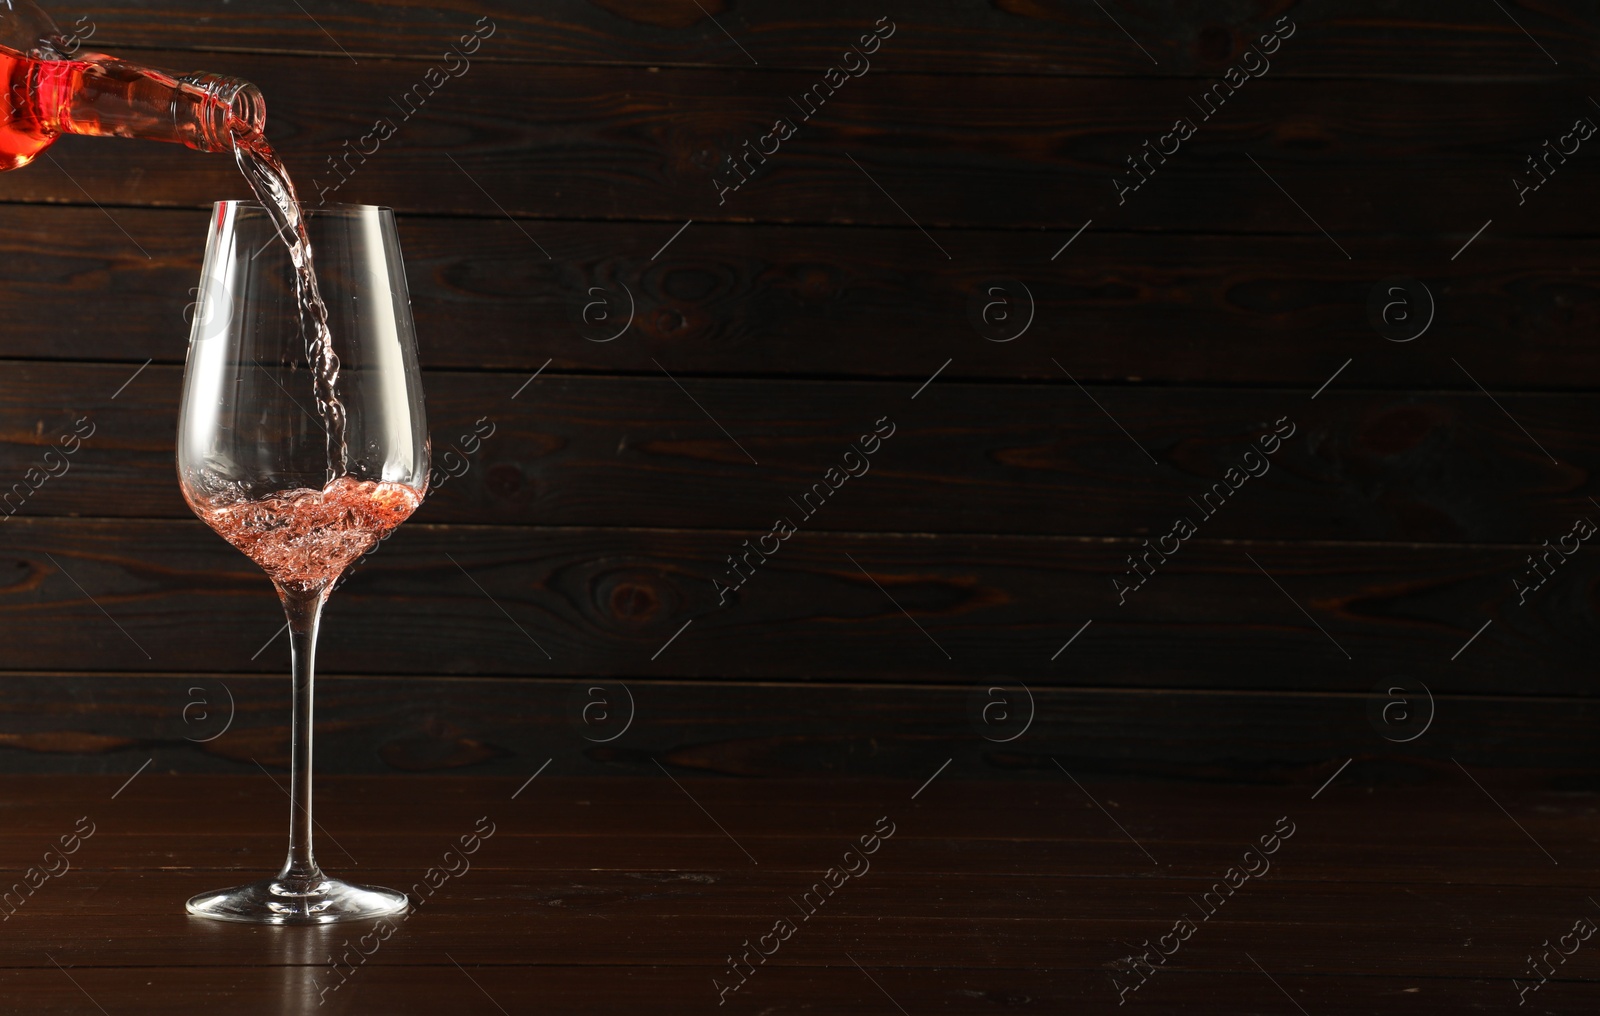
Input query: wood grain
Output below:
<box><xmin>3</xmin><ymin>774</ymin><xmax>1596</xmax><ymax>880</ymax></box>
<box><xmin>0</xmin><ymin>964</ymin><xmax>1573</xmax><ymax>1016</ymax></box>
<box><xmin>0</xmin><ymin>9</ymin><xmax>1590</xmax><ymax>1010</ymax></box>
<box><xmin>0</xmin><ymin>672</ymin><xmax>1596</xmax><ymax>780</ymax></box>
<box><xmin>0</xmin><ymin>774</ymin><xmax>1596</xmax><ymax>1013</ymax></box>
<box><xmin>80</xmin><ymin>1</ymin><xmax>1600</xmax><ymax>77</ymax></box>
<box><xmin>3</xmin><ymin>875</ymin><xmax>1598</xmax><ymax>974</ymax></box>
<box><xmin>4</xmin><ymin>206</ymin><xmax>1599</xmax><ymax>387</ymax></box>
<box><xmin>3</xmin><ymin>55</ymin><xmax>1598</xmax><ymax>232</ymax></box>
<box><xmin>0</xmin><ymin>519</ymin><xmax>1590</xmax><ymax>693</ymax></box>
<box><xmin>1</xmin><ymin>362</ymin><xmax>1592</xmax><ymax>541</ymax></box>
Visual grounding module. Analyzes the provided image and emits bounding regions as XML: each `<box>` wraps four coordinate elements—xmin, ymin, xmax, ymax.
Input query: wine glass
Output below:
<box><xmin>177</xmin><ymin>201</ymin><xmax>429</xmax><ymax>923</ymax></box>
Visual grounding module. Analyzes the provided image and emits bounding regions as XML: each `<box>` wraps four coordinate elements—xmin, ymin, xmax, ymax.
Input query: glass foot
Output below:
<box><xmin>186</xmin><ymin>874</ymin><xmax>409</xmax><ymax>924</ymax></box>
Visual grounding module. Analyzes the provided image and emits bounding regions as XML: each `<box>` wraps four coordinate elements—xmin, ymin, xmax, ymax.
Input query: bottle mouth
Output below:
<box><xmin>181</xmin><ymin>74</ymin><xmax>267</xmax><ymax>152</ymax></box>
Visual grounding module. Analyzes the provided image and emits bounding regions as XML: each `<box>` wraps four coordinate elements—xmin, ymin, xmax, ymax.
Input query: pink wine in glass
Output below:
<box><xmin>183</xmin><ymin>478</ymin><xmax>424</xmax><ymax>595</ymax></box>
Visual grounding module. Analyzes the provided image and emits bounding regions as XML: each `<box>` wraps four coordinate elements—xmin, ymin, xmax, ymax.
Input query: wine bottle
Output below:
<box><xmin>0</xmin><ymin>0</ymin><xmax>264</xmax><ymax>171</ymax></box>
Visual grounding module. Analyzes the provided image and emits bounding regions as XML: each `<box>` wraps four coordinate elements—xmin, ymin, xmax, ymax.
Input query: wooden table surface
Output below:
<box><xmin>0</xmin><ymin>769</ymin><xmax>1596</xmax><ymax>1013</ymax></box>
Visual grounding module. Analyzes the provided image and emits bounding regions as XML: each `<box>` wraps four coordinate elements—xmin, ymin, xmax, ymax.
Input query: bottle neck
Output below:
<box><xmin>51</xmin><ymin>55</ymin><xmax>264</xmax><ymax>152</ymax></box>
<box><xmin>176</xmin><ymin>72</ymin><xmax>266</xmax><ymax>152</ymax></box>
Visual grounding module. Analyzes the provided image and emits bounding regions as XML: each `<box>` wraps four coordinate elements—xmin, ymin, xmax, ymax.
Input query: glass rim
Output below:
<box><xmin>213</xmin><ymin>200</ymin><xmax>396</xmax><ymax>216</ymax></box>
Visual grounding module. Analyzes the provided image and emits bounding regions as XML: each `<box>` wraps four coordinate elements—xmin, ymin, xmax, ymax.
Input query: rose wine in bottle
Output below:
<box><xmin>0</xmin><ymin>0</ymin><xmax>264</xmax><ymax>170</ymax></box>
<box><xmin>0</xmin><ymin>0</ymin><xmax>351</xmax><ymax>479</ymax></box>
<box><xmin>2</xmin><ymin>0</ymin><xmax>354</xmax><ymax>485</ymax></box>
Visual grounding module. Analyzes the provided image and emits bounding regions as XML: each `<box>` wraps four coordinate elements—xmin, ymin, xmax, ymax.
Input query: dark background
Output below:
<box><xmin>1</xmin><ymin>1</ymin><xmax>1596</xmax><ymax>780</ymax></box>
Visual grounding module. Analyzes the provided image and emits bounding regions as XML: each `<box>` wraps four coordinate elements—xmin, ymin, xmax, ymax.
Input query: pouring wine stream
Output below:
<box><xmin>231</xmin><ymin>122</ymin><xmax>350</xmax><ymax>485</ymax></box>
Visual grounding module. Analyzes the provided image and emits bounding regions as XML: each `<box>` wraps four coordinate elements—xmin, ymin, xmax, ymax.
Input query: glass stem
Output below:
<box><xmin>277</xmin><ymin>585</ymin><xmax>327</xmax><ymax>884</ymax></box>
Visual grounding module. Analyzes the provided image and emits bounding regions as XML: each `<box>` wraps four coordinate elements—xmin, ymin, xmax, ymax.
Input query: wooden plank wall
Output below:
<box><xmin>0</xmin><ymin>2</ymin><xmax>1596</xmax><ymax>779</ymax></box>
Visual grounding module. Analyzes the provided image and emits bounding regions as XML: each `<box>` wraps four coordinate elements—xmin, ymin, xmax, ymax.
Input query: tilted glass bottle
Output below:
<box><xmin>0</xmin><ymin>0</ymin><xmax>264</xmax><ymax>171</ymax></box>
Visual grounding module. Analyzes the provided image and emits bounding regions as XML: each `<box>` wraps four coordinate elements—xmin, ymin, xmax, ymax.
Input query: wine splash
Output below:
<box><xmin>185</xmin><ymin>477</ymin><xmax>422</xmax><ymax>595</ymax></box>
<box><xmin>229</xmin><ymin>125</ymin><xmax>349</xmax><ymax>482</ymax></box>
